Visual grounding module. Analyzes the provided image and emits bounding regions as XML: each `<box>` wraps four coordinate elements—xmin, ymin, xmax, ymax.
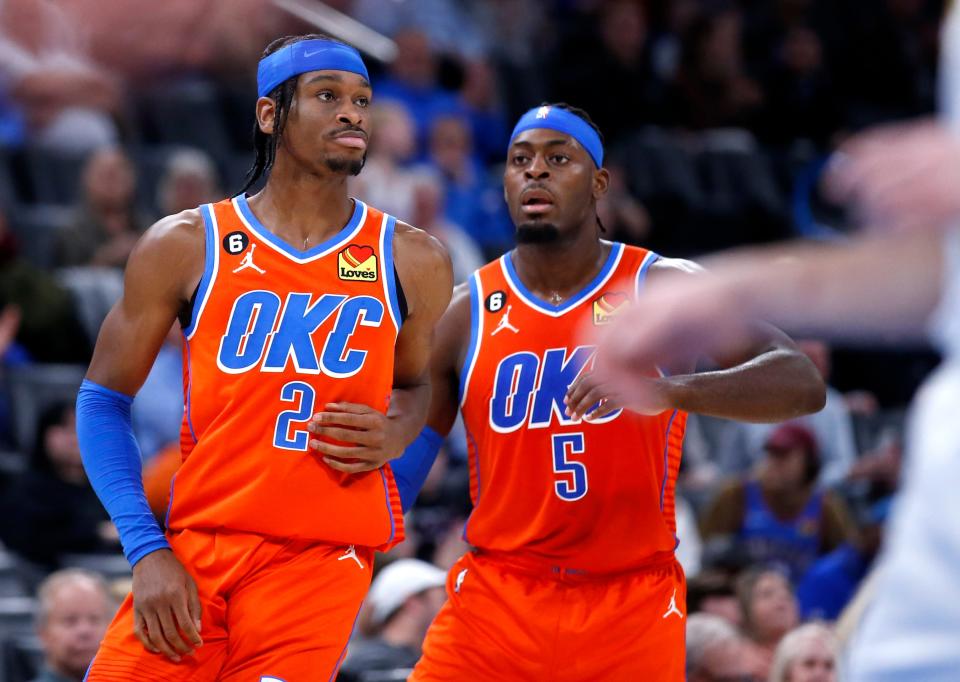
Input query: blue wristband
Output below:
<box><xmin>392</xmin><ymin>426</ymin><xmax>444</xmax><ymax>512</ymax></box>
<box><xmin>76</xmin><ymin>380</ymin><xmax>170</xmax><ymax>566</ymax></box>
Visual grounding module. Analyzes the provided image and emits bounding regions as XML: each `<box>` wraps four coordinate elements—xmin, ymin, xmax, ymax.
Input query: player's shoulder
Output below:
<box><xmin>393</xmin><ymin>220</ymin><xmax>450</xmax><ymax>270</ymax></box>
<box><xmin>139</xmin><ymin>208</ymin><xmax>206</xmax><ymax>251</ymax></box>
<box><xmin>648</xmin><ymin>254</ymin><xmax>704</xmax><ymax>277</ymax></box>
<box><xmin>126</xmin><ymin>209</ymin><xmax>205</xmax><ymax>281</ymax></box>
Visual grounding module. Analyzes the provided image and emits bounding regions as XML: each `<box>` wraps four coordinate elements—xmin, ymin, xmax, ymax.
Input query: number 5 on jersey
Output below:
<box><xmin>552</xmin><ymin>433</ymin><xmax>587</xmax><ymax>501</ymax></box>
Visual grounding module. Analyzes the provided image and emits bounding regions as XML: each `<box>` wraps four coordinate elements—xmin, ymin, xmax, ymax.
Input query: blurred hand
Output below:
<box><xmin>826</xmin><ymin>119</ymin><xmax>960</xmax><ymax>234</ymax></box>
<box><xmin>308</xmin><ymin>403</ymin><xmax>405</xmax><ymax>474</ymax></box>
<box><xmin>593</xmin><ymin>273</ymin><xmax>753</xmax><ymax>396</ymax></box>
<box><xmin>564</xmin><ymin>370</ymin><xmax>674</xmax><ymax>420</ymax></box>
<box><xmin>131</xmin><ymin>549</ymin><xmax>202</xmax><ymax>662</ymax></box>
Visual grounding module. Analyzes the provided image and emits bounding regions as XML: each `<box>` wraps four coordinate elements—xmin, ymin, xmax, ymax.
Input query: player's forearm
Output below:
<box><xmin>387</xmin><ymin>380</ymin><xmax>432</xmax><ymax>449</ymax></box>
<box><xmin>665</xmin><ymin>349</ymin><xmax>825</xmax><ymax>423</ymax></box>
<box><xmin>712</xmin><ymin>232</ymin><xmax>943</xmax><ymax>342</ymax></box>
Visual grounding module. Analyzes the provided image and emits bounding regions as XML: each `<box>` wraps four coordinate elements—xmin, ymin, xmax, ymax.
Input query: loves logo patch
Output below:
<box><xmin>338</xmin><ymin>244</ymin><xmax>378</xmax><ymax>282</ymax></box>
<box><xmin>592</xmin><ymin>292</ymin><xmax>629</xmax><ymax>325</ymax></box>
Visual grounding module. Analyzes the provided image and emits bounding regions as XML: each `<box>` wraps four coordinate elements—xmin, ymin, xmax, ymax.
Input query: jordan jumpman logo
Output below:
<box><xmin>491</xmin><ymin>305</ymin><xmax>520</xmax><ymax>335</ymax></box>
<box><xmin>337</xmin><ymin>545</ymin><xmax>364</xmax><ymax>569</ymax></box>
<box><xmin>233</xmin><ymin>243</ymin><xmax>266</xmax><ymax>274</ymax></box>
<box><xmin>662</xmin><ymin>589</ymin><xmax>684</xmax><ymax>620</ymax></box>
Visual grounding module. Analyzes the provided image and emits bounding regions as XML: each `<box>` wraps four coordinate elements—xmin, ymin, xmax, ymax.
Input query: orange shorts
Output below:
<box><xmin>411</xmin><ymin>551</ymin><xmax>687</xmax><ymax>682</ymax></box>
<box><xmin>86</xmin><ymin>528</ymin><xmax>373</xmax><ymax>681</ymax></box>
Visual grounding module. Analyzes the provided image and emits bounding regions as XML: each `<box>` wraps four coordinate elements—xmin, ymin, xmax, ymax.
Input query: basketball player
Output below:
<box><xmin>394</xmin><ymin>103</ymin><xmax>825</xmax><ymax>681</ymax></box>
<box><xmin>75</xmin><ymin>35</ymin><xmax>452</xmax><ymax>680</ymax></box>
<box><xmin>596</xmin><ymin>11</ymin><xmax>960</xmax><ymax>680</ymax></box>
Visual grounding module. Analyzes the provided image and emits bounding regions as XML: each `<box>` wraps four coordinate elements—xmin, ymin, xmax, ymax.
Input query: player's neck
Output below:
<box><xmin>249</xmin><ymin>161</ymin><xmax>355</xmax><ymax>248</ymax></box>
<box><xmin>512</xmin><ymin>228</ymin><xmax>608</xmax><ymax>302</ymax></box>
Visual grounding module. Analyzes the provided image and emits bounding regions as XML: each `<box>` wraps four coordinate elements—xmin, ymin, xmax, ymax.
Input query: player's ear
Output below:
<box><xmin>256</xmin><ymin>96</ymin><xmax>277</xmax><ymax>136</ymax></box>
<box><xmin>593</xmin><ymin>167</ymin><xmax>610</xmax><ymax>200</ymax></box>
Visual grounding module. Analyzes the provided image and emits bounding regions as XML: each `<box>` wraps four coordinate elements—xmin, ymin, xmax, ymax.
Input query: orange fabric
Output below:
<box><xmin>171</xmin><ymin>197</ymin><xmax>404</xmax><ymax>551</ymax></box>
<box><xmin>459</xmin><ymin>244</ymin><xmax>687</xmax><ymax>573</ymax></box>
<box><xmin>142</xmin><ymin>443</ymin><xmax>181</xmax><ymax>521</ymax></box>
<box><xmin>411</xmin><ymin>551</ymin><xmax>687</xmax><ymax>681</ymax></box>
<box><xmin>87</xmin><ymin>529</ymin><xmax>372</xmax><ymax>681</ymax></box>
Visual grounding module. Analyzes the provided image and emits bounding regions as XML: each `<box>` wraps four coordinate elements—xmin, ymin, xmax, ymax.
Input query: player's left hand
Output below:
<box><xmin>307</xmin><ymin>403</ymin><xmax>405</xmax><ymax>474</ymax></box>
<box><xmin>564</xmin><ymin>370</ymin><xmax>674</xmax><ymax>421</ymax></box>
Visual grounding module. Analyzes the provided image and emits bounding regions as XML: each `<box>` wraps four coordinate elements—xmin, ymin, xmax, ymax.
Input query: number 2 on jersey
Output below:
<box><xmin>274</xmin><ymin>381</ymin><xmax>315</xmax><ymax>450</ymax></box>
<box><xmin>552</xmin><ymin>433</ymin><xmax>588</xmax><ymax>501</ymax></box>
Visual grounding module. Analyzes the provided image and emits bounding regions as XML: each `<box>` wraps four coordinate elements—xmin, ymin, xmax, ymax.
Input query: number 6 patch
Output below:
<box><xmin>223</xmin><ymin>230</ymin><xmax>250</xmax><ymax>255</ymax></box>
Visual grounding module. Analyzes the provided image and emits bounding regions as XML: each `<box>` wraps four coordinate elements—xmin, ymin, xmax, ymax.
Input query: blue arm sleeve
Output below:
<box><xmin>76</xmin><ymin>379</ymin><xmax>171</xmax><ymax>566</ymax></box>
<box><xmin>392</xmin><ymin>426</ymin><xmax>443</xmax><ymax>513</ymax></box>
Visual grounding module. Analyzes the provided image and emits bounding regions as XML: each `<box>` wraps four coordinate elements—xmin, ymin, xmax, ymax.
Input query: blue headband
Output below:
<box><xmin>257</xmin><ymin>39</ymin><xmax>369</xmax><ymax>98</ymax></box>
<box><xmin>508</xmin><ymin>105</ymin><xmax>604</xmax><ymax>168</ymax></box>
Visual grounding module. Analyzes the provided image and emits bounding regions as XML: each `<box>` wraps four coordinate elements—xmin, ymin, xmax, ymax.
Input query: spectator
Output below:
<box><xmin>55</xmin><ymin>147</ymin><xmax>150</xmax><ymax>268</ymax></box>
<box><xmin>796</xmin><ymin>497</ymin><xmax>889</xmax><ymax>621</ymax></box>
<box><xmin>665</xmin><ymin>5</ymin><xmax>766</xmax><ymax>131</ymax></box>
<box><xmin>0</xmin><ymin>402</ymin><xmax>117</xmax><ymax>567</ymax></box>
<box><xmin>769</xmin><ymin>622</ymin><xmax>838</xmax><ymax>682</ymax></box>
<box><xmin>549</xmin><ymin>0</ymin><xmax>663</xmax><ymax>144</ymax></box>
<box><xmin>32</xmin><ymin>569</ymin><xmax>114</xmax><ymax>682</ymax></box>
<box><xmin>427</xmin><ymin>113</ymin><xmax>511</xmax><ymax>253</ymax></box>
<box><xmin>596</xmin><ymin>162</ymin><xmax>651</xmax><ymax>246</ymax></box>
<box><xmin>340</xmin><ymin>559</ymin><xmax>447</xmax><ymax>679</ymax></box>
<box><xmin>687</xmin><ymin>571</ymin><xmax>742</xmax><ymax>628</ymax></box>
<box><xmin>131</xmin><ymin>323</ymin><xmax>183</xmax><ymax>462</ymax></box>
<box><xmin>409</xmin><ymin>173</ymin><xmax>483</xmax><ymax>284</ymax></box>
<box><xmin>686</xmin><ymin>612</ymin><xmax>757</xmax><ymax>682</ymax></box>
<box><xmin>738</xmin><ymin>568</ymin><xmax>801</xmax><ymax>679</ymax></box>
<box><xmin>700</xmin><ymin>423</ymin><xmax>856</xmax><ymax>581</ymax></box>
<box><xmin>0</xmin><ymin>0</ymin><xmax>120</xmax><ymax>152</ymax></box>
<box><xmin>349</xmin><ymin>101</ymin><xmax>423</xmax><ymax>222</ymax></box>
<box><xmin>457</xmin><ymin>58</ymin><xmax>509</xmax><ymax>165</ymax></box>
<box><xmin>738</xmin><ymin>340</ymin><xmax>859</xmax><ymax>488</ymax></box>
<box><xmin>156</xmin><ymin>147</ymin><xmax>222</xmax><ymax>216</ymax></box>
<box><xmin>374</xmin><ymin>29</ymin><xmax>461</xmax><ymax>153</ymax></box>
<box><xmin>0</xmin><ymin>209</ymin><xmax>90</xmax><ymax>363</ymax></box>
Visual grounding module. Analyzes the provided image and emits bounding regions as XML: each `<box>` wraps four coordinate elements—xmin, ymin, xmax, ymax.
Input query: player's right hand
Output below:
<box><xmin>131</xmin><ymin>549</ymin><xmax>203</xmax><ymax>662</ymax></box>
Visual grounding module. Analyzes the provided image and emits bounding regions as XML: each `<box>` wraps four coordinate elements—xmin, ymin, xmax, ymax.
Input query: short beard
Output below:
<box><xmin>516</xmin><ymin>223</ymin><xmax>561</xmax><ymax>244</ymax></box>
<box><xmin>325</xmin><ymin>153</ymin><xmax>366</xmax><ymax>176</ymax></box>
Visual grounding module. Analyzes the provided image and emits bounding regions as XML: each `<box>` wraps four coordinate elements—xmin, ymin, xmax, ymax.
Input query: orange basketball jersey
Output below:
<box><xmin>459</xmin><ymin>243</ymin><xmax>687</xmax><ymax>573</ymax></box>
<box><xmin>168</xmin><ymin>196</ymin><xmax>404</xmax><ymax>550</ymax></box>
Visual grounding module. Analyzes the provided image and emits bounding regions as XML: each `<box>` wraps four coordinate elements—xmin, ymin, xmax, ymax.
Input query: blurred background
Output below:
<box><xmin>0</xmin><ymin>0</ymin><xmax>946</xmax><ymax>680</ymax></box>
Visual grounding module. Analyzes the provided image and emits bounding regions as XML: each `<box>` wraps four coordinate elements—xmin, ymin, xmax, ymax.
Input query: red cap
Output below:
<box><xmin>764</xmin><ymin>422</ymin><xmax>817</xmax><ymax>456</ymax></box>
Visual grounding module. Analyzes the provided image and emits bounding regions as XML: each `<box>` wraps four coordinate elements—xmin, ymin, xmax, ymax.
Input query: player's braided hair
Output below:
<box><xmin>537</xmin><ymin>102</ymin><xmax>607</xmax><ymax>233</ymax></box>
<box><xmin>240</xmin><ymin>33</ymin><xmax>348</xmax><ymax>194</ymax></box>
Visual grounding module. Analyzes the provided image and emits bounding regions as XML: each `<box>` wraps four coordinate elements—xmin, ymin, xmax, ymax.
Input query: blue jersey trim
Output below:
<box><xmin>328</xmin><ymin>602</ymin><xmax>364</xmax><ymax>682</ymax></box>
<box><xmin>184</xmin><ymin>203</ymin><xmax>217</xmax><ymax>339</ymax></box>
<box><xmin>235</xmin><ymin>193</ymin><xmax>364</xmax><ymax>261</ymax></box>
<box><xmin>458</xmin><ymin>273</ymin><xmax>483</xmax><ymax>405</ymax></box>
<box><xmin>379</xmin><ymin>467</ymin><xmax>396</xmax><ymax>545</ymax></box>
<box><xmin>164</xmin><ymin>472</ymin><xmax>177</xmax><ymax>528</ymax></box>
<box><xmin>461</xmin><ymin>426</ymin><xmax>481</xmax><ymax>545</ymax></box>
<box><xmin>635</xmin><ymin>250</ymin><xmax>659</xmax><ymax>296</ymax></box>
<box><xmin>659</xmin><ymin>410</ymin><xmax>679</xmax><ymax>511</ymax></box>
<box><xmin>502</xmin><ymin>242</ymin><xmax>624</xmax><ymax>315</ymax></box>
<box><xmin>382</xmin><ymin>214</ymin><xmax>402</xmax><ymax>328</ymax></box>
<box><xmin>183</xmin><ymin>336</ymin><xmax>198</xmax><ymax>444</ymax></box>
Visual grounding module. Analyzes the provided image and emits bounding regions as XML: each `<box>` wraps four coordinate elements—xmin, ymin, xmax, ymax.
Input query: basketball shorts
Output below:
<box><xmin>86</xmin><ymin>528</ymin><xmax>373</xmax><ymax>681</ymax></box>
<box><xmin>411</xmin><ymin>550</ymin><xmax>687</xmax><ymax>681</ymax></box>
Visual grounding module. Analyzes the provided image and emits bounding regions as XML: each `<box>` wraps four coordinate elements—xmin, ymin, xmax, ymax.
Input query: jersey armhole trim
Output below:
<box><xmin>380</xmin><ymin>213</ymin><xmax>402</xmax><ymax>333</ymax></box>
<box><xmin>183</xmin><ymin>203</ymin><xmax>219</xmax><ymax>340</ymax></box>
<box><xmin>458</xmin><ymin>272</ymin><xmax>484</xmax><ymax>407</ymax></box>
<box><xmin>634</xmin><ymin>250</ymin><xmax>660</xmax><ymax>297</ymax></box>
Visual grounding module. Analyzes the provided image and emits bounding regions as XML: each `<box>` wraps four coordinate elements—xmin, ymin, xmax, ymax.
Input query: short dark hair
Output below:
<box><xmin>240</xmin><ymin>33</ymin><xmax>348</xmax><ymax>194</ymax></box>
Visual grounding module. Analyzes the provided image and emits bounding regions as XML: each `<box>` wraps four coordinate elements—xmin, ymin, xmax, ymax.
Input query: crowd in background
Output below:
<box><xmin>0</xmin><ymin>0</ymin><xmax>947</xmax><ymax>680</ymax></box>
